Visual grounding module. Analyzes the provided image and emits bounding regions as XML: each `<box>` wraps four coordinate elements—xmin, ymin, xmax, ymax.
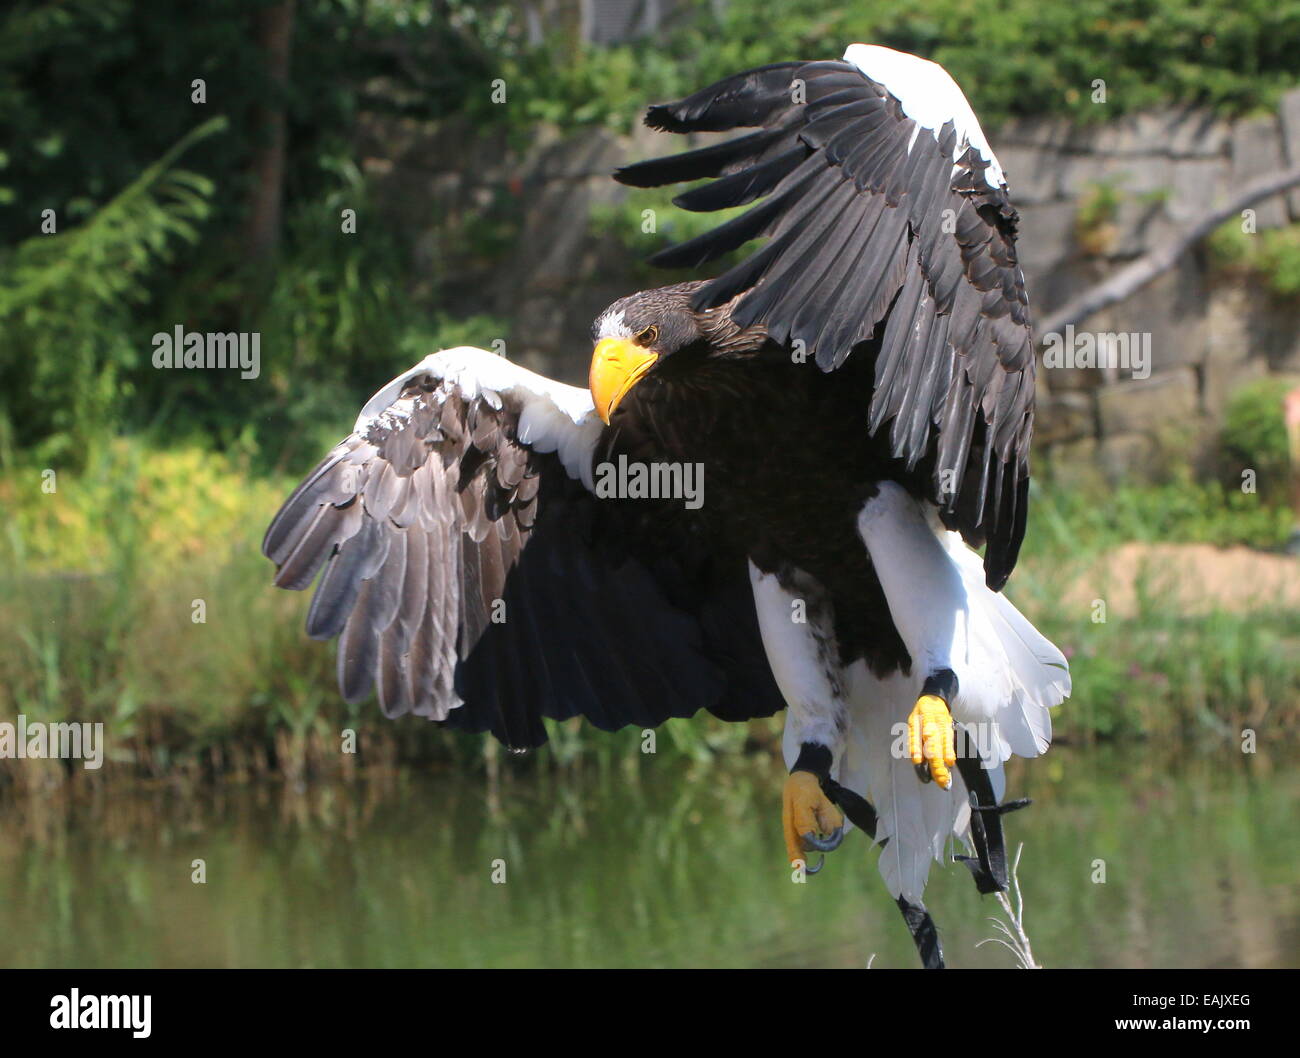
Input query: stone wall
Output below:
<box><xmin>357</xmin><ymin>89</ymin><xmax>1300</xmax><ymax>477</ymax></box>
<box><xmin>998</xmin><ymin>93</ymin><xmax>1300</xmax><ymax>478</ymax></box>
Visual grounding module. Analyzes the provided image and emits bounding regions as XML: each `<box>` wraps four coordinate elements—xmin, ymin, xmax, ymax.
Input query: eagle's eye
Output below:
<box><xmin>637</xmin><ymin>325</ymin><xmax>659</xmax><ymax>345</ymax></box>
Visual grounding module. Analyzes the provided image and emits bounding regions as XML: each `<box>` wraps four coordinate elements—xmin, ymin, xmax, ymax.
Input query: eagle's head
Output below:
<box><xmin>587</xmin><ymin>282</ymin><xmax>711</xmax><ymax>423</ymax></box>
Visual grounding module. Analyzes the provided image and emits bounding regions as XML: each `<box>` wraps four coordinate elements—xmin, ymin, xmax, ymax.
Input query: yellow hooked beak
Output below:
<box><xmin>588</xmin><ymin>337</ymin><xmax>658</xmax><ymax>424</ymax></box>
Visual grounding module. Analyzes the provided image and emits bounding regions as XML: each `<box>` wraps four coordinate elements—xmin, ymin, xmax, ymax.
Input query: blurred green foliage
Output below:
<box><xmin>489</xmin><ymin>0</ymin><xmax>1300</xmax><ymax>132</ymax></box>
<box><xmin>1220</xmin><ymin>377</ymin><xmax>1294</xmax><ymax>491</ymax></box>
<box><xmin>0</xmin><ymin>0</ymin><xmax>504</xmax><ymax>469</ymax></box>
<box><xmin>0</xmin><ymin>0</ymin><xmax>492</xmax><ymax>243</ymax></box>
<box><xmin>1209</xmin><ymin>218</ymin><xmax>1300</xmax><ymax>297</ymax></box>
<box><xmin>1073</xmin><ymin>179</ymin><xmax>1126</xmax><ymax>256</ymax></box>
<box><xmin>1026</xmin><ymin>468</ymin><xmax>1294</xmax><ymax>554</ymax></box>
<box><xmin>0</xmin><ymin>118</ymin><xmax>224</xmax><ymax>466</ymax></box>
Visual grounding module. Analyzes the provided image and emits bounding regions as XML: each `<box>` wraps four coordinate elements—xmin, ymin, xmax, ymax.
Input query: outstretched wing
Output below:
<box><xmin>263</xmin><ymin>346</ymin><xmax>784</xmax><ymax>749</ymax></box>
<box><xmin>615</xmin><ymin>45</ymin><xmax>1034</xmax><ymax>588</ymax></box>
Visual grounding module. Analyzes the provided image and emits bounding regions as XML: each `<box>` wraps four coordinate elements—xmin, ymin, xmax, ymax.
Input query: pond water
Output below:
<box><xmin>1</xmin><ymin>742</ymin><xmax>1296</xmax><ymax>968</ymax></box>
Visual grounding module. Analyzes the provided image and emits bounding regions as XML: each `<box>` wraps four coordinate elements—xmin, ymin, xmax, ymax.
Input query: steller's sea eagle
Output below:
<box><xmin>263</xmin><ymin>44</ymin><xmax>1070</xmax><ymax>968</ymax></box>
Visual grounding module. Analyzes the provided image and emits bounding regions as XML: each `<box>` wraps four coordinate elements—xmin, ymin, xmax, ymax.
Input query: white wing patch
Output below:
<box><xmin>354</xmin><ymin>346</ymin><xmax>604</xmax><ymax>489</ymax></box>
<box><xmin>843</xmin><ymin>43</ymin><xmax>1006</xmax><ymax>189</ymax></box>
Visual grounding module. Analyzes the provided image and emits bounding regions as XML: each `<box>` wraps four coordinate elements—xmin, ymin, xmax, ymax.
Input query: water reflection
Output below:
<box><xmin>1</xmin><ymin>744</ymin><xmax>1296</xmax><ymax>968</ymax></box>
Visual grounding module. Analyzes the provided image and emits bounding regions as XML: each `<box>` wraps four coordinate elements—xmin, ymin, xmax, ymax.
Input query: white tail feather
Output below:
<box><xmin>838</xmin><ymin>662</ymin><xmax>967</xmax><ymax>902</ymax></box>
<box><xmin>937</xmin><ymin>528</ymin><xmax>1070</xmax><ymax>759</ymax></box>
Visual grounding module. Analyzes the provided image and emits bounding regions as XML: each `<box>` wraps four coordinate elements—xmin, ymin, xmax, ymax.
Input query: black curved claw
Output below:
<box><xmin>801</xmin><ymin>826</ymin><xmax>844</xmax><ymax>852</ymax></box>
<box><xmin>803</xmin><ymin>853</ymin><xmax>826</xmax><ymax>875</ymax></box>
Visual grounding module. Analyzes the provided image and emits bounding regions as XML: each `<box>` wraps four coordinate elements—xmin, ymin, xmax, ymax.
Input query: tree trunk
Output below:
<box><xmin>243</xmin><ymin>0</ymin><xmax>296</xmax><ymax>261</ymax></box>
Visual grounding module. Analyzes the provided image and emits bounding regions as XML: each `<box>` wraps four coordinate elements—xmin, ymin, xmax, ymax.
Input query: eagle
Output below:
<box><xmin>263</xmin><ymin>43</ymin><xmax>1070</xmax><ymax>968</ymax></box>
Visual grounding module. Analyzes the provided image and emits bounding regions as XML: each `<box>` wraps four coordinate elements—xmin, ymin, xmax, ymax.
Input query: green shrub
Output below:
<box><xmin>1210</xmin><ymin>220</ymin><xmax>1300</xmax><ymax>298</ymax></box>
<box><xmin>0</xmin><ymin>118</ymin><xmax>223</xmax><ymax>468</ymax></box>
<box><xmin>1025</xmin><ymin>471</ymin><xmax>1294</xmax><ymax>557</ymax></box>
<box><xmin>1220</xmin><ymin>377</ymin><xmax>1293</xmax><ymax>496</ymax></box>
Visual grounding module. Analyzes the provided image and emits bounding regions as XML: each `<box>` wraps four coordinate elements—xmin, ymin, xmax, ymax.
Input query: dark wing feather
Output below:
<box><xmin>264</xmin><ymin>355</ymin><xmax>785</xmax><ymax>749</ymax></box>
<box><xmin>615</xmin><ymin>58</ymin><xmax>1036</xmax><ymax>589</ymax></box>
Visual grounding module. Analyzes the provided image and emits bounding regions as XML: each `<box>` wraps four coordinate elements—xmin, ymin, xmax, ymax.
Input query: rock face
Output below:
<box><xmin>358</xmin><ymin>89</ymin><xmax>1300</xmax><ymax>477</ymax></box>
<box><xmin>1005</xmin><ymin>93</ymin><xmax>1300</xmax><ymax>480</ymax></box>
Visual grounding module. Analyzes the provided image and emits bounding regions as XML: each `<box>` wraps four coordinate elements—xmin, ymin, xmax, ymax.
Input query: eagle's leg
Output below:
<box><xmin>784</xmin><ymin>744</ymin><xmax>844</xmax><ymax>873</ymax></box>
<box><xmin>748</xmin><ymin>562</ymin><xmax>849</xmax><ymax>873</ymax></box>
<box><xmin>907</xmin><ymin>669</ymin><xmax>959</xmax><ymax>789</ymax></box>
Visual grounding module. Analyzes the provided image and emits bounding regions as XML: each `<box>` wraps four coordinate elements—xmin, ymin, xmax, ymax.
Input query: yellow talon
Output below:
<box><xmin>782</xmin><ymin>771</ymin><xmax>843</xmax><ymax>866</ymax></box>
<box><xmin>907</xmin><ymin>694</ymin><xmax>956</xmax><ymax>789</ymax></box>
